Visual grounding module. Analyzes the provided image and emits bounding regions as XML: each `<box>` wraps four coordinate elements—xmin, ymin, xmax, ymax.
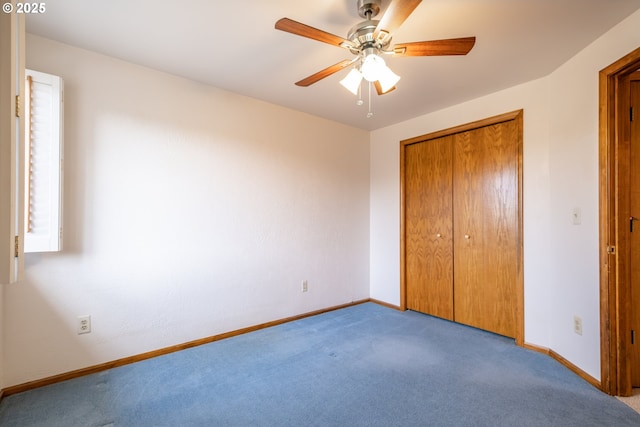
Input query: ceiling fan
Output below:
<box><xmin>275</xmin><ymin>0</ymin><xmax>476</xmax><ymax>97</ymax></box>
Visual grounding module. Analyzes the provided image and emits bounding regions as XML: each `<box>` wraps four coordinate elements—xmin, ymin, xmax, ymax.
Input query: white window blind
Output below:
<box><xmin>24</xmin><ymin>69</ymin><xmax>63</xmax><ymax>253</ymax></box>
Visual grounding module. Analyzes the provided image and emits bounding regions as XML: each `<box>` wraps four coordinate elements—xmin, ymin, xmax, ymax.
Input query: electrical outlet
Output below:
<box><xmin>302</xmin><ymin>280</ymin><xmax>308</xmax><ymax>293</ymax></box>
<box><xmin>78</xmin><ymin>315</ymin><xmax>91</xmax><ymax>334</ymax></box>
<box><xmin>573</xmin><ymin>315</ymin><xmax>582</xmax><ymax>336</ymax></box>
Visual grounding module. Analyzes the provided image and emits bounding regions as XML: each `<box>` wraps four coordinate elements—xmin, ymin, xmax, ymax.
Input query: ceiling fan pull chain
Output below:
<box><xmin>367</xmin><ymin>81</ymin><xmax>374</xmax><ymax>118</ymax></box>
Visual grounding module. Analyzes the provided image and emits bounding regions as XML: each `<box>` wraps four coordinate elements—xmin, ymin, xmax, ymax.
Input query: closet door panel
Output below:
<box><xmin>452</xmin><ymin>129</ymin><xmax>485</xmax><ymax>329</ymax></box>
<box><xmin>405</xmin><ymin>136</ymin><xmax>454</xmax><ymax>319</ymax></box>
<box><xmin>453</xmin><ymin>121</ymin><xmax>519</xmax><ymax>338</ymax></box>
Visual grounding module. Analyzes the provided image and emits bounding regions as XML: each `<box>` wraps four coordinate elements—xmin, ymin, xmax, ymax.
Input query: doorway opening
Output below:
<box><xmin>599</xmin><ymin>46</ymin><xmax>640</xmax><ymax>397</ymax></box>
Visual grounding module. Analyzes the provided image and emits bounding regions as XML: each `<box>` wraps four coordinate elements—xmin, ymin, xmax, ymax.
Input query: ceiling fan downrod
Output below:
<box><xmin>357</xmin><ymin>0</ymin><xmax>381</xmax><ymax>19</ymax></box>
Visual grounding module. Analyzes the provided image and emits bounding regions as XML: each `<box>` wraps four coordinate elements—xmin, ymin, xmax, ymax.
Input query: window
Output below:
<box><xmin>24</xmin><ymin>69</ymin><xmax>63</xmax><ymax>253</ymax></box>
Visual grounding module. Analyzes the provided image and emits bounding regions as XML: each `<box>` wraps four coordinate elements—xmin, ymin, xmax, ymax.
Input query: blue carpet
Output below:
<box><xmin>1</xmin><ymin>302</ymin><xmax>639</xmax><ymax>426</ymax></box>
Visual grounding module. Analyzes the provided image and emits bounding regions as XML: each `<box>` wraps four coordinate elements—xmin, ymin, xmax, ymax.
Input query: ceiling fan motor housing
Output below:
<box><xmin>348</xmin><ymin>20</ymin><xmax>378</xmax><ymax>47</ymax></box>
<box><xmin>349</xmin><ymin>0</ymin><xmax>392</xmax><ymax>55</ymax></box>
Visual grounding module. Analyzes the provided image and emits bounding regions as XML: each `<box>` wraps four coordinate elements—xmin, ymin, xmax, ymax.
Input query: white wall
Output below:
<box><xmin>2</xmin><ymin>35</ymin><xmax>370</xmax><ymax>387</ymax></box>
<box><xmin>370</xmin><ymin>9</ymin><xmax>640</xmax><ymax>380</ymax></box>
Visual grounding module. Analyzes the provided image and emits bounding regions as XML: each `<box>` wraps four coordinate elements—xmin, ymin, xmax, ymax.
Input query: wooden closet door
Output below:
<box><xmin>405</xmin><ymin>136</ymin><xmax>454</xmax><ymax>320</ymax></box>
<box><xmin>453</xmin><ymin>120</ymin><xmax>519</xmax><ymax>338</ymax></box>
<box><xmin>629</xmin><ymin>77</ymin><xmax>640</xmax><ymax>386</ymax></box>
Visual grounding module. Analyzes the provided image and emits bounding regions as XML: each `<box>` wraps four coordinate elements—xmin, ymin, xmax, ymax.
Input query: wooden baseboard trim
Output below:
<box><xmin>523</xmin><ymin>342</ymin><xmax>601</xmax><ymax>390</ymax></box>
<box><xmin>1</xmin><ymin>299</ymin><xmax>370</xmax><ymax>398</ymax></box>
<box><xmin>522</xmin><ymin>342</ymin><xmax>550</xmax><ymax>355</ymax></box>
<box><xmin>369</xmin><ymin>298</ymin><xmax>402</xmax><ymax>311</ymax></box>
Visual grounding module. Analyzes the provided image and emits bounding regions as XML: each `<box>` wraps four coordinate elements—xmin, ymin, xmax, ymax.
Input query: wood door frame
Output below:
<box><xmin>399</xmin><ymin>110</ymin><xmax>524</xmax><ymax>346</ymax></box>
<box><xmin>599</xmin><ymin>46</ymin><xmax>640</xmax><ymax>397</ymax></box>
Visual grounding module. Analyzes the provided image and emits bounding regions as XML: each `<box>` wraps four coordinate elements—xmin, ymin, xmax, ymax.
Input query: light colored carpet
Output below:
<box><xmin>617</xmin><ymin>388</ymin><xmax>640</xmax><ymax>413</ymax></box>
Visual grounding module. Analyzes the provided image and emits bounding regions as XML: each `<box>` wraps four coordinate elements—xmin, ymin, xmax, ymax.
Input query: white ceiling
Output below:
<box><xmin>25</xmin><ymin>0</ymin><xmax>640</xmax><ymax>130</ymax></box>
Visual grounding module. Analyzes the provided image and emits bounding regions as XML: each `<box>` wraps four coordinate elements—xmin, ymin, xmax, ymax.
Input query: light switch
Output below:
<box><xmin>572</xmin><ymin>208</ymin><xmax>581</xmax><ymax>225</ymax></box>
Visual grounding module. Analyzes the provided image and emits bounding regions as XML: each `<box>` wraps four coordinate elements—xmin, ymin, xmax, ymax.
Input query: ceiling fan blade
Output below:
<box><xmin>276</xmin><ymin>18</ymin><xmax>354</xmax><ymax>49</ymax></box>
<box><xmin>373</xmin><ymin>0</ymin><xmax>422</xmax><ymax>42</ymax></box>
<box><xmin>295</xmin><ymin>60</ymin><xmax>355</xmax><ymax>87</ymax></box>
<box><xmin>393</xmin><ymin>37</ymin><xmax>476</xmax><ymax>56</ymax></box>
<box><xmin>374</xmin><ymin>81</ymin><xmax>396</xmax><ymax>95</ymax></box>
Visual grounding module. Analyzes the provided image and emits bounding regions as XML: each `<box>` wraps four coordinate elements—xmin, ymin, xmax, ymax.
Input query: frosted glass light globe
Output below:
<box><xmin>361</xmin><ymin>54</ymin><xmax>386</xmax><ymax>82</ymax></box>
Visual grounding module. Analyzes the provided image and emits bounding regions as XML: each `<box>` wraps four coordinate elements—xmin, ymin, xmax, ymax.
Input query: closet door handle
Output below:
<box><xmin>464</xmin><ymin>234</ymin><xmax>470</xmax><ymax>240</ymax></box>
<box><xmin>436</xmin><ymin>233</ymin><xmax>442</xmax><ymax>238</ymax></box>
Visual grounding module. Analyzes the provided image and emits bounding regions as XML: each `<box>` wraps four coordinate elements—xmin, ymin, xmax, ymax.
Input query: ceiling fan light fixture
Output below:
<box><xmin>340</xmin><ymin>68</ymin><xmax>364</xmax><ymax>95</ymax></box>
<box><xmin>361</xmin><ymin>53</ymin><xmax>387</xmax><ymax>82</ymax></box>
<box><xmin>377</xmin><ymin>65</ymin><xmax>401</xmax><ymax>93</ymax></box>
